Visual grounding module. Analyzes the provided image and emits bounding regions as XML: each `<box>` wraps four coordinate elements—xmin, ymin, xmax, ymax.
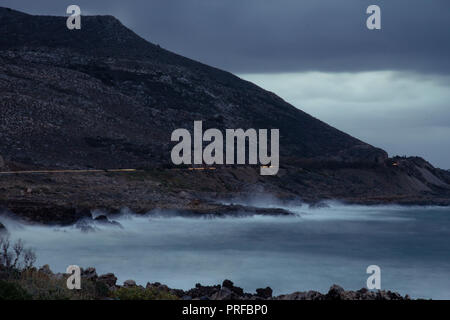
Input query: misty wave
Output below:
<box><xmin>1</xmin><ymin>203</ymin><xmax>450</xmax><ymax>299</ymax></box>
<box><xmin>219</xmin><ymin>197</ymin><xmax>433</xmax><ymax>221</ymax></box>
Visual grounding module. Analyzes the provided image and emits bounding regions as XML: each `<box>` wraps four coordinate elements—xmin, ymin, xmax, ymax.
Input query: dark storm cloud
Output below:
<box><xmin>2</xmin><ymin>0</ymin><xmax>450</xmax><ymax>74</ymax></box>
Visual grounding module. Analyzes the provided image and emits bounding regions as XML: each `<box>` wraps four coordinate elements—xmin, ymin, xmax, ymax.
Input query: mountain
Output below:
<box><xmin>0</xmin><ymin>7</ymin><xmax>449</xmax><ymax>222</ymax></box>
<box><xmin>0</xmin><ymin>7</ymin><xmax>387</xmax><ymax>169</ymax></box>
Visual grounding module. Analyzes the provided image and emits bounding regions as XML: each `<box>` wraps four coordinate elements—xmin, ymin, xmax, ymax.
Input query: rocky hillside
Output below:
<box><xmin>0</xmin><ymin>7</ymin><xmax>387</xmax><ymax>169</ymax></box>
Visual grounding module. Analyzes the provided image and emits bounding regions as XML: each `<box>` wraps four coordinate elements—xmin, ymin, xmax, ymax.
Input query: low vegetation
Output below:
<box><xmin>111</xmin><ymin>286</ymin><xmax>178</xmax><ymax>300</ymax></box>
<box><xmin>0</xmin><ymin>235</ymin><xmax>177</xmax><ymax>300</ymax></box>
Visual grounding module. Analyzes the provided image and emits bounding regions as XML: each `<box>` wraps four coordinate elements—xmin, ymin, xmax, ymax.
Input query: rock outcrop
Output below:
<box><xmin>123</xmin><ymin>280</ymin><xmax>137</xmax><ymax>288</ymax></box>
<box><xmin>179</xmin><ymin>282</ymin><xmax>409</xmax><ymax>301</ymax></box>
<box><xmin>16</xmin><ymin>265</ymin><xmax>412</xmax><ymax>300</ymax></box>
<box><xmin>255</xmin><ymin>287</ymin><xmax>273</xmax><ymax>299</ymax></box>
<box><xmin>276</xmin><ymin>285</ymin><xmax>409</xmax><ymax>301</ymax></box>
<box><xmin>97</xmin><ymin>273</ymin><xmax>118</xmax><ymax>289</ymax></box>
<box><xmin>81</xmin><ymin>267</ymin><xmax>98</xmax><ymax>281</ymax></box>
<box><xmin>117</xmin><ymin>278</ymin><xmax>411</xmax><ymax>300</ymax></box>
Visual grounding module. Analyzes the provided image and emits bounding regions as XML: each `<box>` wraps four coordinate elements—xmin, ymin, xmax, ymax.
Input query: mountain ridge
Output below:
<box><xmin>0</xmin><ymin>6</ymin><xmax>387</xmax><ymax>170</ymax></box>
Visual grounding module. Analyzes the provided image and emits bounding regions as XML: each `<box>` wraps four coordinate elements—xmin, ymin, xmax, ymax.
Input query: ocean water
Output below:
<box><xmin>1</xmin><ymin>203</ymin><xmax>450</xmax><ymax>299</ymax></box>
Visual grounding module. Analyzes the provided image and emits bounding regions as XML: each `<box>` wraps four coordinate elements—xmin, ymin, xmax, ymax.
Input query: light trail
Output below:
<box><xmin>0</xmin><ymin>168</ymin><xmax>219</xmax><ymax>175</ymax></box>
<box><xmin>0</xmin><ymin>169</ymin><xmax>138</xmax><ymax>175</ymax></box>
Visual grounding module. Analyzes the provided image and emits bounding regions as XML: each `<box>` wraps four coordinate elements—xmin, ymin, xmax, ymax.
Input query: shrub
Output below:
<box><xmin>0</xmin><ymin>280</ymin><xmax>31</xmax><ymax>300</ymax></box>
<box><xmin>0</xmin><ymin>236</ymin><xmax>36</xmax><ymax>273</ymax></box>
<box><xmin>17</xmin><ymin>269</ymin><xmax>98</xmax><ymax>300</ymax></box>
<box><xmin>111</xmin><ymin>286</ymin><xmax>178</xmax><ymax>300</ymax></box>
<box><xmin>95</xmin><ymin>280</ymin><xmax>110</xmax><ymax>298</ymax></box>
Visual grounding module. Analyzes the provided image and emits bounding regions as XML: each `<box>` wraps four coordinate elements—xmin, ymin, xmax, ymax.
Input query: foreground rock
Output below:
<box><xmin>65</xmin><ymin>267</ymin><xmax>412</xmax><ymax>300</ymax></box>
<box><xmin>7</xmin><ymin>264</ymin><xmax>412</xmax><ymax>300</ymax></box>
<box><xmin>179</xmin><ymin>281</ymin><xmax>409</xmax><ymax>301</ymax></box>
<box><xmin>81</xmin><ymin>267</ymin><xmax>98</xmax><ymax>281</ymax></box>
<box><xmin>97</xmin><ymin>273</ymin><xmax>118</xmax><ymax>290</ymax></box>
<box><xmin>276</xmin><ymin>284</ymin><xmax>409</xmax><ymax>301</ymax></box>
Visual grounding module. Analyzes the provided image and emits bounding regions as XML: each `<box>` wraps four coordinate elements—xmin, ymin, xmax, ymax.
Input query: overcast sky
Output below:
<box><xmin>3</xmin><ymin>1</ymin><xmax>450</xmax><ymax>168</ymax></box>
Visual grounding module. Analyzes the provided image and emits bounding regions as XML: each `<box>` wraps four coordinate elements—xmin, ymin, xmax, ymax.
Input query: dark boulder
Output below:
<box><xmin>98</xmin><ymin>273</ymin><xmax>117</xmax><ymax>288</ymax></box>
<box><xmin>222</xmin><ymin>279</ymin><xmax>244</xmax><ymax>296</ymax></box>
<box><xmin>326</xmin><ymin>284</ymin><xmax>346</xmax><ymax>300</ymax></box>
<box><xmin>81</xmin><ymin>267</ymin><xmax>98</xmax><ymax>281</ymax></box>
<box><xmin>94</xmin><ymin>215</ymin><xmax>122</xmax><ymax>228</ymax></box>
<box><xmin>123</xmin><ymin>280</ymin><xmax>137</xmax><ymax>288</ymax></box>
<box><xmin>276</xmin><ymin>291</ymin><xmax>323</xmax><ymax>300</ymax></box>
<box><xmin>222</xmin><ymin>279</ymin><xmax>234</xmax><ymax>289</ymax></box>
<box><xmin>185</xmin><ymin>283</ymin><xmax>220</xmax><ymax>299</ymax></box>
<box><xmin>255</xmin><ymin>287</ymin><xmax>273</xmax><ymax>299</ymax></box>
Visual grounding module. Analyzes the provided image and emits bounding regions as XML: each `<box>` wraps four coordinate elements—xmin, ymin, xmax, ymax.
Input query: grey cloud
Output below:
<box><xmin>2</xmin><ymin>0</ymin><xmax>450</xmax><ymax>74</ymax></box>
<box><xmin>241</xmin><ymin>71</ymin><xmax>450</xmax><ymax>168</ymax></box>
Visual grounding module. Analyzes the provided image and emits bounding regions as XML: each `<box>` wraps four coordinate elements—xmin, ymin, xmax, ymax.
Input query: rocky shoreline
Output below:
<box><xmin>49</xmin><ymin>266</ymin><xmax>411</xmax><ymax>300</ymax></box>
<box><xmin>2</xmin><ymin>196</ymin><xmax>449</xmax><ymax>228</ymax></box>
<box><xmin>1</xmin><ymin>157</ymin><xmax>450</xmax><ymax>227</ymax></box>
<box><xmin>0</xmin><ymin>201</ymin><xmax>295</xmax><ymax>229</ymax></box>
